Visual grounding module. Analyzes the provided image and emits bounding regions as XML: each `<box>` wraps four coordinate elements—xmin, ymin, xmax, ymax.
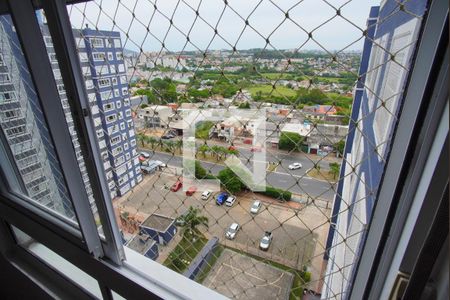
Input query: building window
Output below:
<box><xmin>100</xmin><ymin>91</ymin><xmax>112</xmax><ymax>101</ymax></box>
<box><xmin>105</xmin><ymin>114</ymin><xmax>117</xmax><ymax>124</ymax></box>
<box><xmin>53</xmin><ymin>69</ymin><xmax>62</xmax><ymax>80</ymax></box>
<box><xmin>122</xmin><ymin>88</ymin><xmax>128</xmax><ymax>95</ymax></box>
<box><xmin>48</xmin><ymin>53</ymin><xmax>58</xmax><ymax>63</ymax></box>
<box><xmin>85</xmin><ymin>80</ymin><xmax>94</xmax><ymax>89</ymax></box>
<box><xmin>113</xmin><ymin>39</ymin><xmax>121</xmax><ymax>48</ymax></box>
<box><xmin>1</xmin><ymin>109</ymin><xmax>21</xmax><ymax>120</ymax></box>
<box><xmin>112</xmin><ymin>146</ymin><xmax>123</xmax><ymax>156</ymax></box>
<box><xmin>0</xmin><ymin>73</ymin><xmax>11</xmax><ymax>83</ymax></box>
<box><xmin>111</xmin><ymin>77</ymin><xmax>118</xmax><ymax>85</ymax></box>
<box><xmin>0</xmin><ymin>54</ymin><xmax>4</xmax><ymax>66</ymax></box>
<box><xmin>107</xmin><ymin>52</ymin><xmax>113</xmax><ymax>61</ymax></box>
<box><xmin>44</xmin><ymin>36</ymin><xmax>53</xmax><ymax>47</ymax></box>
<box><xmin>96</xmin><ymin>129</ymin><xmax>104</xmax><ymax>138</ymax></box>
<box><xmin>116</xmin><ymin>52</ymin><xmax>123</xmax><ymax>60</ymax></box>
<box><xmin>114</xmin><ymin>90</ymin><xmax>120</xmax><ymax>98</ymax></box>
<box><xmin>90</xmin><ymin>38</ymin><xmax>104</xmax><ymax>48</ymax></box>
<box><xmin>98</xmin><ymin>78</ymin><xmax>111</xmax><ymax>88</ymax></box>
<box><xmin>118</xmin><ymin>64</ymin><xmax>125</xmax><ymax>72</ymax></box>
<box><xmin>125</xmin><ymin>109</ymin><xmax>131</xmax><ymax>117</ymax></box>
<box><xmin>6</xmin><ymin>125</ymin><xmax>27</xmax><ymax>137</ymax></box>
<box><xmin>120</xmin><ymin>122</ymin><xmax>125</xmax><ymax>130</ymax></box>
<box><xmin>79</xmin><ymin>52</ymin><xmax>88</xmax><ymax>62</ymax></box>
<box><xmin>103</xmin><ymin>103</ymin><xmax>115</xmax><ymax>112</ymax></box>
<box><xmin>92</xmin><ymin>52</ymin><xmax>106</xmax><ymax>62</ymax></box>
<box><xmin>110</xmin><ymin>136</ymin><xmax>121</xmax><ymax>146</ymax></box>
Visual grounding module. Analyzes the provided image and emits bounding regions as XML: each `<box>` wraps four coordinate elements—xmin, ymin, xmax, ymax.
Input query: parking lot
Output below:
<box><xmin>203</xmin><ymin>249</ymin><xmax>294</xmax><ymax>300</ymax></box>
<box><xmin>115</xmin><ymin>170</ymin><xmax>329</xmax><ymax>274</ymax></box>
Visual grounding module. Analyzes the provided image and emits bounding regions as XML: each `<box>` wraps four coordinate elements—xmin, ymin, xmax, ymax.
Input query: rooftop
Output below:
<box><xmin>141</xmin><ymin>214</ymin><xmax>175</xmax><ymax>232</ymax></box>
<box><xmin>126</xmin><ymin>233</ymin><xmax>156</xmax><ymax>255</ymax></box>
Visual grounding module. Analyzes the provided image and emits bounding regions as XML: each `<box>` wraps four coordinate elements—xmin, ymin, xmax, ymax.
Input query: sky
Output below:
<box><xmin>68</xmin><ymin>0</ymin><xmax>380</xmax><ymax>53</ymax></box>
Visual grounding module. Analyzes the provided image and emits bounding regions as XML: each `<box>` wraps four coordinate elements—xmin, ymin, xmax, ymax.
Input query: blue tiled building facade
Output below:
<box><xmin>322</xmin><ymin>1</ymin><xmax>428</xmax><ymax>298</ymax></box>
<box><xmin>73</xmin><ymin>28</ymin><xmax>142</xmax><ymax>198</ymax></box>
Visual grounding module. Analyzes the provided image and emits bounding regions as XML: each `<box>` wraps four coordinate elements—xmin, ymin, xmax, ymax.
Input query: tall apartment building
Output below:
<box><xmin>322</xmin><ymin>0</ymin><xmax>427</xmax><ymax>298</ymax></box>
<box><xmin>0</xmin><ymin>15</ymin><xmax>142</xmax><ymax>217</ymax></box>
<box><xmin>72</xmin><ymin>27</ymin><xmax>142</xmax><ymax>198</ymax></box>
<box><xmin>0</xmin><ymin>16</ymin><xmax>73</xmax><ymax>217</ymax></box>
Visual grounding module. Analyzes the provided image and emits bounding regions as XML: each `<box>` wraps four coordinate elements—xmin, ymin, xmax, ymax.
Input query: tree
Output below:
<box><xmin>175</xmin><ymin>139</ymin><xmax>183</xmax><ymax>153</ymax></box>
<box><xmin>147</xmin><ymin>136</ymin><xmax>158</xmax><ymax>149</ymax></box>
<box><xmin>136</xmin><ymin>133</ymin><xmax>146</xmax><ymax>147</ymax></box>
<box><xmin>335</xmin><ymin>140</ymin><xmax>345</xmax><ymax>157</ymax></box>
<box><xmin>177</xmin><ymin>206</ymin><xmax>209</xmax><ymax>238</ymax></box>
<box><xmin>194</xmin><ymin>160</ymin><xmax>207</xmax><ymax>179</ymax></box>
<box><xmin>279</xmin><ymin>132</ymin><xmax>304</xmax><ymax>151</ymax></box>
<box><xmin>238</xmin><ymin>102</ymin><xmax>250</xmax><ymax>109</ymax></box>
<box><xmin>198</xmin><ymin>144</ymin><xmax>209</xmax><ymax>158</ymax></box>
<box><xmin>329</xmin><ymin>162</ymin><xmax>341</xmax><ymax>180</ymax></box>
<box><xmin>211</xmin><ymin>145</ymin><xmax>221</xmax><ymax>161</ymax></box>
<box><xmin>217</xmin><ymin>167</ymin><xmax>244</xmax><ymax>194</ymax></box>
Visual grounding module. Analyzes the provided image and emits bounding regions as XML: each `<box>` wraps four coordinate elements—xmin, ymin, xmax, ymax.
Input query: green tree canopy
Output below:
<box><xmin>279</xmin><ymin>132</ymin><xmax>304</xmax><ymax>151</ymax></box>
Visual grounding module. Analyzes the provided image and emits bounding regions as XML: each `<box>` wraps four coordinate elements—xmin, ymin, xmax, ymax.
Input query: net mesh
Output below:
<box><xmin>1</xmin><ymin>1</ymin><xmax>426</xmax><ymax>299</ymax></box>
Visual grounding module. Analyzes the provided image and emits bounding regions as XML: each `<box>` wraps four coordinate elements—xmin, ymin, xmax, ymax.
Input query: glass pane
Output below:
<box><xmin>66</xmin><ymin>0</ymin><xmax>428</xmax><ymax>299</ymax></box>
<box><xmin>12</xmin><ymin>226</ymin><xmax>102</xmax><ymax>298</ymax></box>
<box><xmin>0</xmin><ymin>14</ymin><xmax>77</xmax><ymax>222</ymax></box>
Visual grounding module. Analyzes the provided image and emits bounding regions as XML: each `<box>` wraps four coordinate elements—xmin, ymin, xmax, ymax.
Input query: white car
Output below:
<box><xmin>140</xmin><ymin>151</ymin><xmax>150</xmax><ymax>159</ymax></box>
<box><xmin>225</xmin><ymin>195</ymin><xmax>237</xmax><ymax>207</ymax></box>
<box><xmin>250</xmin><ymin>200</ymin><xmax>262</xmax><ymax>214</ymax></box>
<box><xmin>225</xmin><ymin>223</ymin><xmax>240</xmax><ymax>240</ymax></box>
<box><xmin>154</xmin><ymin>160</ymin><xmax>167</xmax><ymax>168</ymax></box>
<box><xmin>259</xmin><ymin>231</ymin><xmax>273</xmax><ymax>251</ymax></box>
<box><xmin>288</xmin><ymin>162</ymin><xmax>302</xmax><ymax>170</ymax></box>
<box><xmin>201</xmin><ymin>190</ymin><xmax>212</xmax><ymax>200</ymax></box>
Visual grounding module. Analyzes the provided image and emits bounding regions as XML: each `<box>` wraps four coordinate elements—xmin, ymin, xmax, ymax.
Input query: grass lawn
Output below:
<box><xmin>224</xmin><ymin>246</ymin><xmax>311</xmax><ymax>300</ymax></box>
<box><xmin>163</xmin><ymin>234</ymin><xmax>208</xmax><ymax>273</ymax></box>
<box><xmin>248</xmin><ymin>84</ymin><xmax>297</xmax><ymax>98</ymax></box>
<box><xmin>307</xmin><ymin>168</ymin><xmax>337</xmax><ymax>182</ymax></box>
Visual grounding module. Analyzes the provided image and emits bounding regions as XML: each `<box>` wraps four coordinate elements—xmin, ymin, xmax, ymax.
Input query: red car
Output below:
<box><xmin>228</xmin><ymin>145</ymin><xmax>236</xmax><ymax>151</ymax></box>
<box><xmin>185</xmin><ymin>186</ymin><xmax>197</xmax><ymax>196</ymax></box>
<box><xmin>170</xmin><ymin>180</ymin><xmax>182</xmax><ymax>192</ymax></box>
<box><xmin>250</xmin><ymin>146</ymin><xmax>263</xmax><ymax>152</ymax></box>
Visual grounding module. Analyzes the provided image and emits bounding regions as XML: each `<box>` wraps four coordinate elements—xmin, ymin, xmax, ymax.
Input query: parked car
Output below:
<box><xmin>140</xmin><ymin>151</ymin><xmax>150</xmax><ymax>159</ymax></box>
<box><xmin>288</xmin><ymin>162</ymin><xmax>302</xmax><ymax>170</ymax></box>
<box><xmin>201</xmin><ymin>190</ymin><xmax>212</xmax><ymax>200</ymax></box>
<box><xmin>259</xmin><ymin>231</ymin><xmax>273</xmax><ymax>251</ymax></box>
<box><xmin>225</xmin><ymin>223</ymin><xmax>240</xmax><ymax>240</ymax></box>
<box><xmin>228</xmin><ymin>145</ymin><xmax>236</xmax><ymax>151</ymax></box>
<box><xmin>161</xmin><ymin>134</ymin><xmax>175</xmax><ymax>139</ymax></box>
<box><xmin>250</xmin><ymin>146</ymin><xmax>263</xmax><ymax>152</ymax></box>
<box><xmin>250</xmin><ymin>200</ymin><xmax>262</xmax><ymax>214</ymax></box>
<box><xmin>225</xmin><ymin>195</ymin><xmax>237</xmax><ymax>207</ymax></box>
<box><xmin>170</xmin><ymin>180</ymin><xmax>182</xmax><ymax>192</ymax></box>
<box><xmin>154</xmin><ymin>160</ymin><xmax>167</xmax><ymax>168</ymax></box>
<box><xmin>186</xmin><ymin>186</ymin><xmax>197</xmax><ymax>196</ymax></box>
<box><xmin>216</xmin><ymin>192</ymin><xmax>229</xmax><ymax>205</ymax></box>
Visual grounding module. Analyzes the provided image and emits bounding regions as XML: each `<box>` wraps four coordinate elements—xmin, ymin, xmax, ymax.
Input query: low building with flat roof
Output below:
<box><xmin>139</xmin><ymin>214</ymin><xmax>177</xmax><ymax>245</ymax></box>
<box><xmin>126</xmin><ymin>232</ymin><xmax>159</xmax><ymax>260</ymax></box>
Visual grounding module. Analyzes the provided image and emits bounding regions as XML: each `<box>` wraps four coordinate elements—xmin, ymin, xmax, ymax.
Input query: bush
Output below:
<box><xmin>261</xmin><ymin>186</ymin><xmax>292</xmax><ymax>201</ymax></box>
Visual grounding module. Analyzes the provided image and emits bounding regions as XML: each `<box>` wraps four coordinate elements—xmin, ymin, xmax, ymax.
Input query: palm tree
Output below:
<box><xmin>178</xmin><ymin>206</ymin><xmax>209</xmax><ymax>239</ymax></box>
<box><xmin>211</xmin><ymin>145</ymin><xmax>221</xmax><ymax>161</ymax></box>
<box><xmin>198</xmin><ymin>144</ymin><xmax>209</xmax><ymax>158</ymax></box>
<box><xmin>137</xmin><ymin>133</ymin><xmax>146</xmax><ymax>147</ymax></box>
<box><xmin>175</xmin><ymin>139</ymin><xmax>183</xmax><ymax>154</ymax></box>
<box><xmin>147</xmin><ymin>136</ymin><xmax>158</xmax><ymax>150</ymax></box>
<box><xmin>329</xmin><ymin>162</ymin><xmax>340</xmax><ymax>180</ymax></box>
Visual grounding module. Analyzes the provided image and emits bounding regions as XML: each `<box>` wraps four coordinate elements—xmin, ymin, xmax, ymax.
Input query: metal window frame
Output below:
<box><xmin>40</xmin><ymin>0</ymin><xmax>126</xmax><ymax>264</ymax></box>
<box><xmin>5</xmin><ymin>0</ymin><xmax>103</xmax><ymax>258</ymax></box>
<box><xmin>348</xmin><ymin>0</ymin><xmax>449</xmax><ymax>298</ymax></box>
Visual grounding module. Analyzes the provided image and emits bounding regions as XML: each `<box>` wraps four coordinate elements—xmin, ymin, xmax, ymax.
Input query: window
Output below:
<box><xmin>0</xmin><ymin>73</ymin><xmax>11</xmax><ymax>82</ymax></box>
<box><xmin>75</xmin><ymin>37</ymin><xmax>85</xmax><ymax>48</ymax></box>
<box><xmin>103</xmin><ymin>102</ymin><xmax>115</xmax><ymax>112</ymax></box>
<box><xmin>111</xmin><ymin>77</ymin><xmax>118</xmax><ymax>85</ymax></box>
<box><xmin>1</xmin><ymin>109</ymin><xmax>21</xmax><ymax>120</ymax></box>
<box><xmin>57</xmin><ymin>84</ymin><xmax>65</xmax><ymax>95</ymax></box>
<box><xmin>48</xmin><ymin>53</ymin><xmax>58</xmax><ymax>63</ymax></box>
<box><xmin>78</xmin><ymin>52</ymin><xmax>88</xmax><ymax>62</ymax></box>
<box><xmin>113</xmin><ymin>39</ymin><xmax>121</xmax><ymax>48</ymax></box>
<box><xmin>0</xmin><ymin>53</ymin><xmax>4</xmax><ymax>66</ymax></box>
<box><xmin>100</xmin><ymin>91</ymin><xmax>112</xmax><ymax>101</ymax></box>
<box><xmin>110</xmin><ymin>136</ymin><xmax>121</xmax><ymax>146</ymax></box>
<box><xmin>90</xmin><ymin>38</ymin><xmax>104</xmax><ymax>48</ymax></box>
<box><xmin>92</xmin><ymin>52</ymin><xmax>105</xmax><ymax>62</ymax></box>
<box><xmin>107</xmin><ymin>52</ymin><xmax>113</xmax><ymax>61</ymax></box>
<box><xmin>85</xmin><ymin>79</ymin><xmax>94</xmax><ymax>89</ymax></box>
<box><xmin>105</xmin><ymin>114</ymin><xmax>117</xmax><ymax>123</ymax></box>
<box><xmin>0</xmin><ymin>91</ymin><xmax>16</xmax><ymax>103</ymax></box>
<box><xmin>44</xmin><ymin>36</ymin><xmax>53</xmax><ymax>46</ymax></box>
<box><xmin>98</xmin><ymin>78</ymin><xmax>110</xmax><ymax>88</ymax></box>
<box><xmin>116</xmin><ymin>52</ymin><xmax>123</xmax><ymax>60</ymax></box>
<box><xmin>53</xmin><ymin>69</ymin><xmax>62</xmax><ymax>80</ymax></box>
<box><xmin>0</xmin><ymin>2</ymin><xmax>442</xmax><ymax>300</ymax></box>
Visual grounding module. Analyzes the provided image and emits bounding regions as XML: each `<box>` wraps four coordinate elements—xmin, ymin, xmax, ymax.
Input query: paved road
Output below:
<box><xmin>140</xmin><ymin>150</ymin><xmax>336</xmax><ymax>201</ymax></box>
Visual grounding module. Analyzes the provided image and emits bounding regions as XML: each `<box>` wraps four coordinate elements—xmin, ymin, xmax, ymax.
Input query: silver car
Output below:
<box><xmin>250</xmin><ymin>200</ymin><xmax>262</xmax><ymax>214</ymax></box>
<box><xmin>225</xmin><ymin>223</ymin><xmax>240</xmax><ymax>240</ymax></box>
<box><xmin>259</xmin><ymin>231</ymin><xmax>273</xmax><ymax>251</ymax></box>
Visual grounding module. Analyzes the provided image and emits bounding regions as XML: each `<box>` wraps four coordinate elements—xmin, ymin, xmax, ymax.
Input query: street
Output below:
<box><xmin>139</xmin><ymin>148</ymin><xmax>337</xmax><ymax>201</ymax></box>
